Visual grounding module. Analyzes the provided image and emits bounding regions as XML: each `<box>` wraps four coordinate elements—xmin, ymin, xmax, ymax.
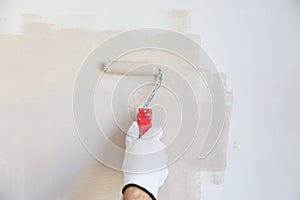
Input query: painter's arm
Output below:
<box><xmin>122</xmin><ymin>122</ymin><xmax>168</xmax><ymax>200</ymax></box>
<box><xmin>123</xmin><ymin>186</ymin><xmax>152</xmax><ymax>200</ymax></box>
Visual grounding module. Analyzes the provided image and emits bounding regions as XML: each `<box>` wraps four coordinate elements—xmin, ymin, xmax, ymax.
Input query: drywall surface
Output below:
<box><xmin>3</xmin><ymin>0</ymin><xmax>299</xmax><ymax>200</ymax></box>
<box><xmin>0</xmin><ymin>16</ymin><xmax>232</xmax><ymax>200</ymax></box>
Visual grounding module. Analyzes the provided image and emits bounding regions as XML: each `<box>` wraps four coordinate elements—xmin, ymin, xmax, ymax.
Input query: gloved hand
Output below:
<box><xmin>122</xmin><ymin>122</ymin><xmax>168</xmax><ymax>199</ymax></box>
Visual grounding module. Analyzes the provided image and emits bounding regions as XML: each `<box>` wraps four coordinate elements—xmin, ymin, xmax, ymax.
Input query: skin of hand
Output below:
<box><xmin>123</xmin><ymin>186</ymin><xmax>152</xmax><ymax>200</ymax></box>
<box><xmin>122</xmin><ymin>121</ymin><xmax>168</xmax><ymax>200</ymax></box>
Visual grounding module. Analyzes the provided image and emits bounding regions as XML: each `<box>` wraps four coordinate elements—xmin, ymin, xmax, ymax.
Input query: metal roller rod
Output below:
<box><xmin>143</xmin><ymin>68</ymin><xmax>162</xmax><ymax>109</ymax></box>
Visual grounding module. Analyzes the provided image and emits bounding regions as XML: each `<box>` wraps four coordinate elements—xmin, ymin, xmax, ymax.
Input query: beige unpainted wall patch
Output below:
<box><xmin>167</xmin><ymin>10</ymin><xmax>192</xmax><ymax>33</ymax></box>
<box><xmin>0</xmin><ymin>15</ymin><xmax>232</xmax><ymax>200</ymax></box>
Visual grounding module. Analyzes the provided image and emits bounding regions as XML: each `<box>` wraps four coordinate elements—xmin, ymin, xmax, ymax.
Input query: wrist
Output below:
<box><xmin>122</xmin><ymin>184</ymin><xmax>156</xmax><ymax>200</ymax></box>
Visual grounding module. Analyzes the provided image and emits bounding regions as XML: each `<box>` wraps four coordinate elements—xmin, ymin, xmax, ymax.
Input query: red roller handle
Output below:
<box><xmin>137</xmin><ymin>108</ymin><xmax>152</xmax><ymax>137</ymax></box>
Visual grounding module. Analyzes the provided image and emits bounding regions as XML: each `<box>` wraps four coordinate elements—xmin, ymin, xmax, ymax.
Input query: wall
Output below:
<box><xmin>0</xmin><ymin>0</ymin><xmax>299</xmax><ymax>200</ymax></box>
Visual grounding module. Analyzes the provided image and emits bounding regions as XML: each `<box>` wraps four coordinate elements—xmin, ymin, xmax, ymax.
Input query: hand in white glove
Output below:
<box><xmin>122</xmin><ymin>122</ymin><xmax>168</xmax><ymax>199</ymax></box>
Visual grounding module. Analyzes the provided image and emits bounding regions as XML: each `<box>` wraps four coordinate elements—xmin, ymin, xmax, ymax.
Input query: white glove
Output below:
<box><xmin>122</xmin><ymin>122</ymin><xmax>168</xmax><ymax>199</ymax></box>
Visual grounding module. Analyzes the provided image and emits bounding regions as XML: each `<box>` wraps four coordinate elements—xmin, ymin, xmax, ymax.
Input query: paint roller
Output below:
<box><xmin>102</xmin><ymin>61</ymin><xmax>162</xmax><ymax>137</ymax></box>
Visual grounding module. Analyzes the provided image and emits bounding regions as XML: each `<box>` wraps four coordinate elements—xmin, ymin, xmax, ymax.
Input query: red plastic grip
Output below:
<box><xmin>137</xmin><ymin>108</ymin><xmax>152</xmax><ymax>137</ymax></box>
